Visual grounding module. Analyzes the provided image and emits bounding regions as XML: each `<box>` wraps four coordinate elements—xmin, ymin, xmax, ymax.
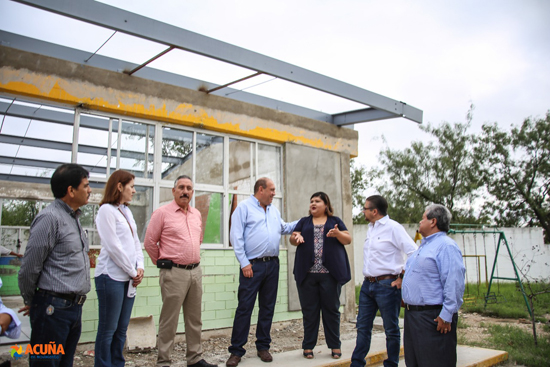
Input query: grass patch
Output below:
<box><xmin>461</xmin><ymin>282</ymin><xmax>550</xmax><ymax>319</ymax></box>
<box><xmin>457</xmin><ymin>317</ymin><xmax>469</xmax><ymax>329</ymax></box>
<box><xmin>483</xmin><ymin>324</ymin><xmax>550</xmax><ymax>367</ymax></box>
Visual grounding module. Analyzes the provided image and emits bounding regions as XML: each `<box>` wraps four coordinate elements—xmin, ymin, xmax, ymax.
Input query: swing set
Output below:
<box><xmin>448</xmin><ymin>225</ymin><xmax>533</xmax><ymax>319</ymax></box>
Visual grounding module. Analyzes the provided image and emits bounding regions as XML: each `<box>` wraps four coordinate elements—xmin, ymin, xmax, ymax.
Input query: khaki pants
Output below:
<box><xmin>157</xmin><ymin>266</ymin><xmax>203</xmax><ymax>366</ymax></box>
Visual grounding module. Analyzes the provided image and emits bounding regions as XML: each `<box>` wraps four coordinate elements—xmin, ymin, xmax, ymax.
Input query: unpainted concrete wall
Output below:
<box><xmin>284</xmin><ymin>143</ymin><xmax>356</xmax><ymax>320</ymax></box>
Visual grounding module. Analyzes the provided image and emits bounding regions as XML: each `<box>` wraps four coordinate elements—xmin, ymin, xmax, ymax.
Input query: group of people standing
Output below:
<box><xmin>15</xmin><ymin>163</ymin><xmax>465</xmax><ymax>367</ymax></box>
<box><xmin>351</xmin><ymin>195</ymin><xmax>465</xmax><ymax>367</ymax></box>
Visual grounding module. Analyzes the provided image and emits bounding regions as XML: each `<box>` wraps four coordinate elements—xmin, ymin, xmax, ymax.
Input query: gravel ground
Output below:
<box><xmin>5</xmin><ymin>312</ymin><xmax>547</xmax><ymax>366</ymax></box>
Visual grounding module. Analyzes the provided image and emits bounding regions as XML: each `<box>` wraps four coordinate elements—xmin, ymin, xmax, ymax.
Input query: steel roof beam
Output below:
<box><xmin>11</xmin><ymin>0</ymin><xmax>422</xmax><ymax>124</ymax></box>
<box><xmin>0</xmin><ymin>31</ymin><xmax>332</xmax><ymax>124</ymax></box>
<box><xmin>333</xmin><ymin>108</ymin><xmax>398</xmax><ymax>126</ymax></box>
<box><xmin>0</xmin><ymin>134</ymin><xmax>186</xmax><ymax>164</ymax></box>
<box><xmin>0</xmin><ymin>155</ymin><xmax>148</xmax><ymax>178</ymax></box>
<box><xmin>331</xmin><ymin>105</ymin><xmax>422</xmax><ymax>126</ymax></box>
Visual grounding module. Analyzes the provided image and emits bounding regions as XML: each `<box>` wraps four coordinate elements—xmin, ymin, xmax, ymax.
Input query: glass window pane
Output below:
<box><xmin>15</xmin><ymin>146</ymin><xmax>70</xmax><ymax>163</ymax></box>
<box><xmin>258</xmin><ymin>144</ymin><xmax>281</xmax><ymax>190</ymax></box>
<box><xmin>118</xmin><ymin>121</ymin><xmax>155</xmax><ymax>179</ymax></box>
<box><xmin>161</xmin><ymin>127</ymin><xmax>193</xmax><ymax>182</ymax></box>
<box><xmin>127</xmin><ymin>186</ymin><xmax>154</xmax><ymax>242</ymax></box>
<box><xmin>80</xmin><ymin>203</ymin><xmax>100</xmax><ymax>247</ymax></box>
<box><xmin>79</xmin><ymin>127</ymin><xmax>109</xmax><ymax>148</ymax></box>
<box><xmin>88</xmin><ymin>185</ymin><xmax>153</xmax><ymax>244</ymax></box>
<box><xmin>0</xmin><ymin>112</ymin><xmax>74</xmax><ymax>181</ymax></box>
<box><xmin>1</xmin><ymin>199</ymin><xmax>41</xmax><ymax>226</ymax></box>
<box><xmin>0</xmin><ymin>116</ymin><xmax>73</xmax><ymax>143</ymax></box>
<box><xmin>159</xmin><ymin>187</ymin><xmax>175</xmax><ymax>208</ymax></box>
<box><xmin>75</xmin><ymin>152</ymin><xmax>108</xmax><ymax>178</ymax></box>
<box><xmin>5</xmin><ymin>165</ymin><xmax>56</xmax><ymax>178</ymax></box>
<box><xmin>196</xmin><ymin>133</ymin><xmax>223</xmax><ymax>186</ymax></box>
<box><xmin>78</xmin><ymin>114</ymin><xmax>111</xmax><ymax>178</ymax></box>
<box><xmin>0</xmin><ymin>228</ymin><xmax>30</xmax><ymax>255</ymax></box>
<box><xmin>229</xmin><ymin>139</ymin><xmax>252</xmax><ymax>191</ymax></box>
<box><xmin>195</xmin><ymin>191</ymin><xmax>223</xmax><ymax>244</ymax></box>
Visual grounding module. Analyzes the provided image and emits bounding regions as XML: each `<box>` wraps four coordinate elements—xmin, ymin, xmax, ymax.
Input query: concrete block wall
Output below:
<box><xmin>79</xmin><ymin>249</ymin><xmax>302</xmax><ymax>343</ymax></box>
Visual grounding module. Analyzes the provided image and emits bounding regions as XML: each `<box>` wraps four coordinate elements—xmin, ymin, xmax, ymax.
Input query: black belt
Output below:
<box><xmin>250</xmin><ymin>256</ymin><xmax>278</xmax><ymax>263</ymax></box>
<box><xmin>404</xmin><ymin>304</ymin><xmax>442</xmax><ymax>311</ymax></box>
<box><xmin>38</xmin><ymin>289</ymin><xmax>87</xmax><ymax>305</ymax></box>
<box><xmin>173</xmin><ymin>262</ymin><xmax>200</xmax><ymax>270</ymax></box>
<box><xmin>365</xmin><ymin>274</ymin><xmax>398</xmax><ymax>283</ymax></box>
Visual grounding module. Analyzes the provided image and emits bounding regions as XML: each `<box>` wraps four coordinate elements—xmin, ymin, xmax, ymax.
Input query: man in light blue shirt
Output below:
<box><xmin>226</xmin><ymin>178</ymin><xmax>297</xmax><ymax>367</ymax></box>
<box><xmin>0</xmin><ymin>278</ymin><xmax>21</xmax><ymax>340</ymax></box>
<box><xmin>402</xmin><ymin>204</ymin><xmax>465</xmax><ymax>367</ymax></box>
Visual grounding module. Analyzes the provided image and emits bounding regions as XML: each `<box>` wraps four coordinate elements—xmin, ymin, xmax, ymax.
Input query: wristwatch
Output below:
<box><xmin>398</xmin><ymin>273</ymin><xmax>404</xmax><ymax>279</ymax></box>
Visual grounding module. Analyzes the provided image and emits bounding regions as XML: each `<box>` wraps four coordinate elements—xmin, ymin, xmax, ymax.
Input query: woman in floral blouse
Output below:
<box><xmin>290</xmin><ymin>192</ymin><xmax>352</xmax><ymax>360</ymax></box>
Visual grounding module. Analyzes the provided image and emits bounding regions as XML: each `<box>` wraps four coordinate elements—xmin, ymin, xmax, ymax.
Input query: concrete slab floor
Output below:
<box><xmin>0</xmin><ymin>297</ymin><xmax>509</xmax><ymax>367</ymax></box>
<box><xmin>220</xmin><ymin>335</ymin><xmax>508</xmax><ymax>367</ymax></box>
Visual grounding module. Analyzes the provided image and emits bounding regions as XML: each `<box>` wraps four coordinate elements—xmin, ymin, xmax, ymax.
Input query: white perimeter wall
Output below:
<box><xmin>353</xmin><ymin>224</ymin><xmax>549</xmax><ymax>285</ymax></box>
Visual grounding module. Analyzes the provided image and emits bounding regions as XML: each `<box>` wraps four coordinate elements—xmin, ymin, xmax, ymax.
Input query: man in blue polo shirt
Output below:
<box><xmin>402</xmin><ymin>204</ymin><xmax>465</xmax><ymax>367</ymax></box>
<box><xmin>225</xmin><ymin>178</ymin><xmax>297</xmax><ymax>367</ymax></box>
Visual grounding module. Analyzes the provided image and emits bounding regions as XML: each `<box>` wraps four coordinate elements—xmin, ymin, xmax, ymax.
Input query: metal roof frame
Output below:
<box><xmin>6</xmin><ymin>0</ymin><xmax>422</xmax><ymax>126</ymax></box>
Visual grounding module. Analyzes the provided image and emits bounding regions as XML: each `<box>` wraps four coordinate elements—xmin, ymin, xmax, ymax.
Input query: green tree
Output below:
<box><xmin>1</xmin><ymin>199</ymin><xmax>41</xmax><ymax>226</ymax></box>
<box><xmin>378</xmin><ymin>106</ymin><xmax>484</xmax><ymax>224</ymax></box>
<box><xmin>477</xmin><ymin>112</ymin><xmax>550</xmax><ymax>243</ymax></box>
<box><xmin>350</xmin><ymin>159</ymin><xmax>384</xmax><ymax>224</ymax></box>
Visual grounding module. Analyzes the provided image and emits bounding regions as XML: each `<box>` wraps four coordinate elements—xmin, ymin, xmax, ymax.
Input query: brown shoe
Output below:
<box><xmin>226</xmin><ymin>354</ymin><xmax>241</xmax><ymax>367</ymax></box>
<box><xmin>257</xmin><ymin>350</ymin><xmax>273</xmax><ymax>362</ymax></box>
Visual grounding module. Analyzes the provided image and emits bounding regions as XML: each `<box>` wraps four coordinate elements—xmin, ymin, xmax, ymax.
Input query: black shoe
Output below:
<box><xmin>188</xmin><ymin>359</ymin><xmax>218</xmax><ymax>367</ymax></box>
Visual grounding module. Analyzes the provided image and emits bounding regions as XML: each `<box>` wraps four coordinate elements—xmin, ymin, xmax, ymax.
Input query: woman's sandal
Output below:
<box><xmin>303</xmin><ymin>350</ymin><xmax>314</xmax><ymax>359</ymax></box>
<box><xmin>331</xmin><ymin>349</ymin><xmax>342</xmax><ymax>359</ymax></box>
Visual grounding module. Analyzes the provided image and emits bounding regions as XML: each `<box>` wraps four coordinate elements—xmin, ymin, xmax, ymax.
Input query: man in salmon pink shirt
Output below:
<box><xmin>144</xmin><ymin>175</ymin><xmax>217</xmax><ymax>367</ymax></box>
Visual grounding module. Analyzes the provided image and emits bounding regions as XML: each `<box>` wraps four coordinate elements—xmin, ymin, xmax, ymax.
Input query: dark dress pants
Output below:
<box><xmin>228</xmin><ymin>258</ymin><xmax>279</xmax><ymax>356</ymax></box>
<box><xmin>404</xmin><ymin>309</ymin><xmax>458</xmax><ymax>367</ymax></box>
<box><xmin>296</xmin><ymin>273</ymin><xmax>342</xmax><ymax>350</ymax></box>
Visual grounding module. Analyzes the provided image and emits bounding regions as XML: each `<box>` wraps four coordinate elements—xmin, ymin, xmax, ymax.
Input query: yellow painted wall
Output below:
<box><xmin>0</xmin><ymin>47</ymin><xmax>358</xmax><ymax>157</ymax></box>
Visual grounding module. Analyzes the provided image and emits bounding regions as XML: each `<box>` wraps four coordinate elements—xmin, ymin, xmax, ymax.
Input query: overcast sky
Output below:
<box><xmin>2</xmin><ymin>0</ymin><xmax>549</xmax><ymax>169</ymax></box>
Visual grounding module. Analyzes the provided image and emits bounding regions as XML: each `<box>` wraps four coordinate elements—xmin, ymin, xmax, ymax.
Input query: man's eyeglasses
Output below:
<box><xmin>363</xmin><ymin>207</ymin><xmax>375</xmax><ymax>211</ymax></box>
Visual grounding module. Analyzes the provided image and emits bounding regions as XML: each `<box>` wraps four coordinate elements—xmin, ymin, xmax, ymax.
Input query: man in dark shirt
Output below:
<box><xmin>19</xmin><ymin>164</ymin><xmax>92</xmax><ymax>367</ymax></box>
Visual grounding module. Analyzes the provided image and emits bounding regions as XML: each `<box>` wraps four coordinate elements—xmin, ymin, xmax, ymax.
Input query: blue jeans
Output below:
<box><xmin>351</xmin><ymin>278</ymin><xmax>401</xmax><ymax>367</ymax></box>
<box><xmin>29</xmin><ymin>291</ymin><xmax>83</xmax><ymax>367</ymax></box>
<box><xmin>94</xmin><ymin>274</ymin><xmax>135</xmax><ymax>367</ymax></box>
<box><xmin>228</xmin><ymin>258</ymin><xmax>279</xmax><ymax>356</ymax></box>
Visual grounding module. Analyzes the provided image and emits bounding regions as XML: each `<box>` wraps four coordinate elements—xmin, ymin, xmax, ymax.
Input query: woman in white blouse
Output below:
<box><xmin>94</xmin><ymin>170</ymin><xmax>144</xmax><ymax>367</ymax></box>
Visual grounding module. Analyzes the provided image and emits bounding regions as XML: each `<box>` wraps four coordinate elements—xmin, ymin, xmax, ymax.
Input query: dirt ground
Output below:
<box><xmin>458</xmin><ymin>312</ymin><xmax>549</xmax><ymax>345</ymax></box>
<box><xmin>6</xmin><ymin>312</ymin><xmax>548</xmax><ymax>366</ymax></box>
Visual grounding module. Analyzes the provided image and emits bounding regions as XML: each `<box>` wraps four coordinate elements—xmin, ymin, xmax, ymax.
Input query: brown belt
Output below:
<box><xmin>365</xmin><ymin>274</ymin><xmax>398</xmax><ymax>283</ymax></box>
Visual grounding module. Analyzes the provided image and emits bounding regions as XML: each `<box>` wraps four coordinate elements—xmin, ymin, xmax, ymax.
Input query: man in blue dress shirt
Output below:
<box><xmin>402</xmin><ymin>204</ymin><xmax>465</xmax><ymax>367</ymax></box>
<box><xmin>226</xmin><ymin>178</ymin><xmax>297</xmax><ymax>367</ymax></box>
